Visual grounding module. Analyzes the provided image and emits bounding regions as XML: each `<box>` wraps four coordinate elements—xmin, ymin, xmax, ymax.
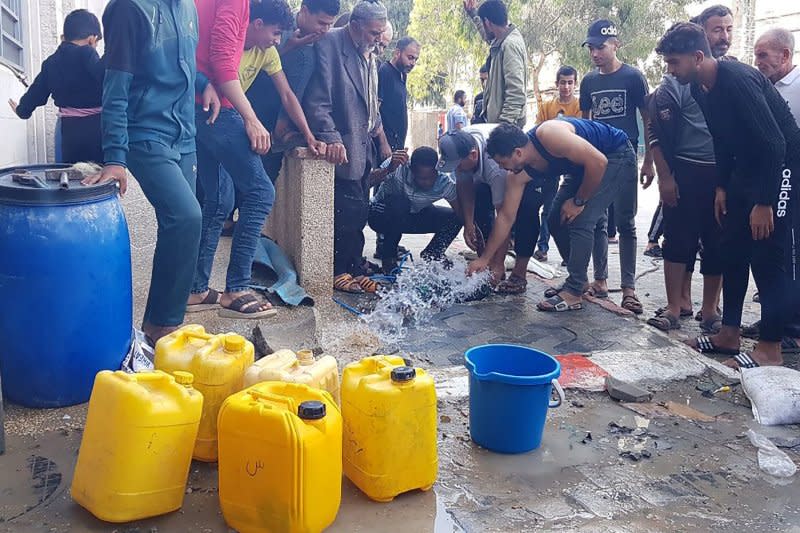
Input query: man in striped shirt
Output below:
<box><xmin>369</xmin><ymin>147</ymin><xmax>463</xmax><ymax>274</ymax></box>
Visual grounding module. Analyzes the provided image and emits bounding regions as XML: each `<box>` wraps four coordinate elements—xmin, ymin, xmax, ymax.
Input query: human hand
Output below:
<box><xmin>658</xmin><ymin>175</ymin><xmax>679</xmax><ymax>207</ymax></box>
<box><xmin>463</xmin><ymin>0</ymin><xmax>478</xmax><ymax>15</ymax></box>
<box><xmin>245</xmin><ymin>118</ymin><xmax>270</xmax><ymax>155</ymax></box>
<box><xmin>201</xmin><ymin>84</ymin><xmax>220</xmax><ymax>125</ymax></box>
<box><xmin>306</xmin><ymin>138</ymin><xmax>326</xmax><ymax>157</ymax></box>
<box><xmin>750</xmin><ymin>204</ymin><xmax>774</xmax><ymax>240</ymax></box>
<box><xmin>714</xmin><ymin>187</ymin><xmax>727</xmax><ymax>227</ymax></box>
<box><xmin>561</xmin><ymin>198</ymin><xmax>585</xmax><ymax>224</ymax></box>
<box><xmin>640</xmin><ymin>160</ymin><xmax>656</xmax><ymax>188</ymax></box>
<box><xmin>82</xmin><ymin>164</ymin><xmax>128</xmax><ymax>196</ymax></box>
<box><xmin>467</xmin><ymin>256</ymin><xmax>489</xmax><ymax>276</ymax></box>
<box><xmin>326</xmin><ymin>142</ymin><xmax>348</xmax><ymax>165</ymax></box>
<box><xmin>388</xmin><ymin>149</ymin><xmax>409</xmax><ymax>171</ymax></box>
<box><xmin>8</xmin><ymin>99</ymin><xmax>18</xmax><ymax>114</ymax></box>
<box><xmin>287</xmin><ymin>29</ymin><xmax>325</xmax><ymax>49</ymax></box>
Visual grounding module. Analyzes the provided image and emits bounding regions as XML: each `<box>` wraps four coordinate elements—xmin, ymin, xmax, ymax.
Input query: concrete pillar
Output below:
<box><xmin>262</xmin><ymin>147</ymin><xmax>335</xmax><ymax>300</ymax></box>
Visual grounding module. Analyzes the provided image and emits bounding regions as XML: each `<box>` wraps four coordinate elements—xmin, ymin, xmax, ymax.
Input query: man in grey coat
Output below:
<box><xmin>304</xmin><ymin>0</ymin><xmax>392</xmax><ymax>293</ymax></box>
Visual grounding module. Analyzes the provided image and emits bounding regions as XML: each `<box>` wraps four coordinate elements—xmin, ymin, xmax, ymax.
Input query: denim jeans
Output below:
<box><xmin>127</xmin><ymin>142</ymin><xmax>202</xmax><ymax>326</ymax></box>
<box><xmin>548</xmin><ymin>146</ymin><xmax>636</xmax><ymax>296</ymax></box>
<box><xmin>536</xmin><ymin>178</ymin><xmax>558</xmax><ymax>253</ymax></box>
<box><xmin>192</xmin><ymin>106</ymin><xmax>275</xmax><ymax>293</ymax></box>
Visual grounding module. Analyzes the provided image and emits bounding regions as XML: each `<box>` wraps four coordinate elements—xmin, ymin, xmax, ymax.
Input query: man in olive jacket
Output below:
<box><xmin>464</xmin><ymin>0</ymin><xmax>528</xmax><ymax>127</ymax></box>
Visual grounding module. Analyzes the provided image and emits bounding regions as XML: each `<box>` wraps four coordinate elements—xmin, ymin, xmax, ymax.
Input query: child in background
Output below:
<box><xmin>9</xmin><ymin>9</ymin><xmax>104</xmax><ymax>164</ymax></box>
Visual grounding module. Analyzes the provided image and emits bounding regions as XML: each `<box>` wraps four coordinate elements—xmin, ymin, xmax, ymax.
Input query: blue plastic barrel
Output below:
<box><xmin>465</xmin><ymin>344</ymin><xmax>564</xmax><ymax>454</ymax></box>
<box><xmin>0</xmin><ymin>165</ymin><xmax>133</xmax><ymax>407</ymax></box>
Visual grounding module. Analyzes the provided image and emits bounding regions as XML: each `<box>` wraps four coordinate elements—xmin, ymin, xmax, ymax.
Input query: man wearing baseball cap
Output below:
<box><xmin>579</xmin><ymin>19</ymin><xmax>653</xmax><ymax>315</ymax></box>
<box><xmin>439</xmin><ymin>124</ymin><xmax>547</xmax><ymax>293</ymax></box>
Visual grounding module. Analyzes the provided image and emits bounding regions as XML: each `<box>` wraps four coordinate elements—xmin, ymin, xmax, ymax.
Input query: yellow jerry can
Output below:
<box><xmin>342</xmin><ymin>355</ymin><xmax>438</xmax><ymax>502</ymax></box>
<box><xmin>71</xmin><ymin>370</ymin><xmax>203</xmax><ymax>522</ymax></box>
<box><xmin>243</xmin><ymin>349</ymin><xmax>340</xmax><ymax>404</ymax></box>
<box><xmin>155</xmin><ymin>326</ymin><xmax>254</xmax><ymax>461</ymax></box>
<box><xmin>218</xmin><ymin>382</ymin><xmax>342</xmax><ymax>533</ymax></box>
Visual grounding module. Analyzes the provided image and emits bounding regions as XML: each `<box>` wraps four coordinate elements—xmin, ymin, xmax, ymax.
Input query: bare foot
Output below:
<box><xmin>685</xmin><ymin>327</ymin><xmax>740</xmax><ymax>353</ymax></box>
<box><xmin>188</xmin><ymin>290</ymin><xmax>212</xmax><ymax>305</ymax></box>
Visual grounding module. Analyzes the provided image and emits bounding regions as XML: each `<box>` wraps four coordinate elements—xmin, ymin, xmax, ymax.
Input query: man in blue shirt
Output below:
<box><xmin>369</xmin><ymin>147</ymin><xmax>463</xmax><ymax>274</ymax></box>
<box><xmin>468</xmin><ymin>120</ymin><xmax>636</xmax><ymax>313</ymax></box>
<box><xmin>446</xmin><ymin>91</ymin><xmax>469</xmax><ymax>132</ymax></box>
<box><xmin>378</xmin><ymin>36</ymin><xmax>421</xmax><ymax>151</ymax></box>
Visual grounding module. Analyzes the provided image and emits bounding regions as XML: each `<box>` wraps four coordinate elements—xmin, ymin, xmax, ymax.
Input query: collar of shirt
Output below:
<box><xmin>777</xmin><ymin>65</ymin><xmax>800</xmax><ymax>87</ymax></box>
<box><xmin>389</xmin><ymin>61</ymin><xmax>407</xmax><ymax>82</ymax></box>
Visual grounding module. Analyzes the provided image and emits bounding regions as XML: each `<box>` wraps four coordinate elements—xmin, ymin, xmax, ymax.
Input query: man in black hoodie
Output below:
<box><xmin>657</xmin><ymin>22</ymin><xmax>800</xmax><ymax>369</ymax></box>
<box><xmin>10</xmin><ymin>9</ymin><xmax>104</xmax><ymax>163</ymax></box>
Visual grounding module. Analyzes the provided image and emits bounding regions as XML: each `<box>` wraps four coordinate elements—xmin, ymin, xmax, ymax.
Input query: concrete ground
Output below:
<box><xmin>1</xmin><ymin>179</ymin><xmax>799</xmax><ymax>532</ymax></box>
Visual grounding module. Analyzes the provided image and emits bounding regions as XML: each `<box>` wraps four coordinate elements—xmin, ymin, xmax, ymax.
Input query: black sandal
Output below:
<box><xmin>537</xmin><ymin>294</ymin><xmax>583</xmax><ymax>312</ymax></box>
<box><xmin>544</xmin><ymin>285</ymin><xmax>563</xmax><ymax>298</ymax></box>
<box><xmin>496</xmin><ymin>275</ymin><xmax>528</xmax><ymax>295</ymax></box>
<box><xmin>690</xmin><ymin>334</ymin><xmax>739</xmax><ymax>355</ymax></box>
<box><xmin>647</xmin><ymin>313</ymin><xmax>681</xmax><ymax>331</ymax></box>
<box><xmin>218</xmin><ymin>293</ymin><xmax>277</xmax><ymax>319</ymax></box>
<box><xmin>621</xmin><ymin>294</ymin><xmax>643</xmax><ymax>315</ymax></box>
<box><xmin>656</xmin><ymin>306</ymin><xmax>693</xmax><ymax>318</ymax></box>
<box><xmin>731</xmin><ymin>353</ymin><xmax>760</xmax><ymax>369</ymax></box>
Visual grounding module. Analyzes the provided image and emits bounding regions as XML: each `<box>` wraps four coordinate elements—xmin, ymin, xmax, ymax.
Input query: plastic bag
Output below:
<box><xmin>121</xmin><ymin>329</ymin><xmax>155</xmax><ymax>373</ymax></box>
<box><xmin>741</xmin><ymin>366</ymin><xmax>800</xmax><ymax>425</ymax></box>
<box><xmin>747</xmin><ymin>429</ymin><xmax>798</xmax><ymax>478</ymax></box>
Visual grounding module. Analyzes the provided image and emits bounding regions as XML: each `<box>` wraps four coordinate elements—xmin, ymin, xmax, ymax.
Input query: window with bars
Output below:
<box><xmin>0</xmin><ymin>0</ymin><xmax>23</xmax><ymax>69</ymax></box>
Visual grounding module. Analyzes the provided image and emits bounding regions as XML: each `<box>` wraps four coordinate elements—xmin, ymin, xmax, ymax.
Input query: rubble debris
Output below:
<box><xmin>605</xmin><ymin>376</ymin><xmax>653</xmax><ymax>403</ymax></box>
<box><xmin>251</xmin><ymin>326</ymin><xmax>274</xmax><ymax>359</ymax></box>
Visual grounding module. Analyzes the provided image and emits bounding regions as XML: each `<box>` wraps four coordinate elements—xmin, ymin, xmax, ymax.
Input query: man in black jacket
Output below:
<box><xmin>657</xmin><ymin>22</ymin><xmax>800</xmax><ymax>368</ymax></box>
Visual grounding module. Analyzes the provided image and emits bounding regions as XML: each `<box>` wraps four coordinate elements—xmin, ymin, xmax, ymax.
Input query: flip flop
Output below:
<box><xmin>186</xmin><ymin>288</ymin><xmax>222</xmax><ymax>313</ymax></box>
<box><xmin>334</xmin><ymin>273</ymin><xmax>364</xmax><ymax>294</ymax></box>
<box><xmin>657</xmin><ymin>306</ymin><xmax>693</xmax><ymax>318</ymax></box>
<box><xmin>690</xmin><ymin>334</ymin><xmax>740</xmax><ymax>355</ymax></box>
<box><xmin>354</xmin><ymin>275</ymin><xmax>380</xmax><ymax>294</ymax></box>
<box><xmin>647</xmin><ymin>313</ymin><xmax>681</xmax><ymax>331</ymax></box>
<box><xmin>218</xmin><ymin>293</ymin><xmax>277</xmax><ymax>319</ymax></box>
<box><xmin>729</xmin><ymin>353</ymin><xmax>760</xmax><ymax>370</ymax></box>
<box><xmin>537</xmin><ymin>294</ymin><xmax>583</xmax><ymax>312</ymax></box>
<box><xmin>544</xmin><ymin>285</ymin><xmax>563</xmax><ymax>298</ymax></box>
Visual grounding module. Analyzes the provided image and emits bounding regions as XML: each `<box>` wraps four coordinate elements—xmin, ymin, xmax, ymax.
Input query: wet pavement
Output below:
<box><xmin>1</xmin><ymin>180</ymin><xmax>799</xmax><ymax>532</ymax></box>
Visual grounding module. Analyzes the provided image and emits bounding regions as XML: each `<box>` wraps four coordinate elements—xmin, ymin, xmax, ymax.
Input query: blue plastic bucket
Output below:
<box><xmin>465</xmin><ymin>344</ymin><xmax>564</xmax><ymax>454</ymax></box>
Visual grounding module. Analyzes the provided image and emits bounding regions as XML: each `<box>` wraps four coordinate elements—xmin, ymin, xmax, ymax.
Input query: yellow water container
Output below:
<box><xmin>155</xmin><ymin>327</ymin><xmax>254</xmax><ymax>461</ymax></box>
<box><xmin>71</xmin><ymin>370</ymin><xmax>203</xmax><ymax>522</ymax></box>
<box><xmin>342</xmin><ymin>355</ymin><xmax>438</xmax><ymax>502</ymax></box>
<box><xmin>243</xmin><ymin>349</ymin><xmax>341</xmax><ymax>404</ymax></box>
<box><xmin>218</xmin><ymin>382</ymin><xmax>342</xmax><ymax>533</ymax></box>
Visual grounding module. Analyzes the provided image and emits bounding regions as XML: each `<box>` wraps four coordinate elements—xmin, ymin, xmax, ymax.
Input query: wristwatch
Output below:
<box><xmin>573</xmin><ymin>196</ymin><xmax>587</xmax><ymax>207</ymax></box>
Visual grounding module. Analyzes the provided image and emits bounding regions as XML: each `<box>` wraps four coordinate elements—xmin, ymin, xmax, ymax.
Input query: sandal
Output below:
<box><xmin>584</xmin><ymin>285</ymin><xmax>609</xmax><ymax>299</ymax></box>
<box><xmin>647</xmin><ymin>313</ymin><xmax>681</xmax><ymax>331</ymax></box>
<box><xmin>495</xmin><ymin>275</ymin><xmax>528</xmax><ymax>295</ymax></box>
<box><xmin>741</xmin><ymin>321</ymin><xmax>760</xmax><ymax>339</ymax></box>
<box><xmin>643</xmin><ymin>245</ymin><xmax>663</xmax><ymax>258</ymax></box>
<box><xmin>729</xmin><ymin>353</ymin><xmax>760</xmax><ymax>370</ymax></box>
<box><xmin>218</xmin><ymin>293</ymin><xmax>277</xmax><ymax>319</ymax></box>
<box><xmin>694</xmin><ymin>308</ymin><xmax>721</xmax><ymax>322</ymax></box>
<box><xmin>621</xmin><ymin>294</ymin><xmax>643</xmax><ymax>315</ymax></box>
<box><xmin>354</xmin><ymin>275</ymin><xmax>379</xmax><ymax>294</ymax></box>
<box><xmin>781</xmin><ymin>337</ymin><xmax>800</xmax><ymax>355</ymax></box>
<box><xmin>656</xmin><ymin>306</ymin><xmax>693</xmax><ymax>318</ymax></box>
<box><xmin>186</xmin><ymin>288</ymin><xmax>222</xmax><ymax>313</ymax></box>
<box><xmin>334</xmin><ymin>273</ymin><xmax>364</xmax><ymax>294</ymax></box>
<box><xmin>700</xmin><ymin>316</ymin><xmax>722</xmax><ymax>334</ymax></box>
<box><xmin>537</xmin><ymin>294</ymin><xmax>583</xmax><ymax>312</ymax></box>
<box><xmin>544</xmin><ymin>285</ymin><xmax>563</xmax><ymax>298</ymax></box>
<box><xmin>689</xmin><ymin>334</ymin><xmax>740</xmax><ymax>355</ymax></box>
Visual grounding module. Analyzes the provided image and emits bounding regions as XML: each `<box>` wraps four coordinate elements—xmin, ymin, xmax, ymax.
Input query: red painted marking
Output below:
<box><xmin>555</xmin><ymin>354</ymin><xmax>609</xmax><ymax>391</ymax></box>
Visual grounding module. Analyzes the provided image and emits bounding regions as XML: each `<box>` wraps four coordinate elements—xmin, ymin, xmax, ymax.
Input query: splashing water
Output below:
<box><xmin>363</xmin><ymin>257</ymin><xmax>492</xmax><ymax>344</ymax></box>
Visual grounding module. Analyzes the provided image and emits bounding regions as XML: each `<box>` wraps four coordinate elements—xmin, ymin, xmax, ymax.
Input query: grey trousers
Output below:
<box><xmin>548</xmin><ymin>146</ymin><xmax>637</xmax><ymax>296</ymax></box>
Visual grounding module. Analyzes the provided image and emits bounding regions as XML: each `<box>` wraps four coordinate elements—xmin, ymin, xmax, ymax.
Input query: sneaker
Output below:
<box><xmin>643</xmin><ymin>244</ymin><xmax>663</xmax><ymax>258</ymax></box>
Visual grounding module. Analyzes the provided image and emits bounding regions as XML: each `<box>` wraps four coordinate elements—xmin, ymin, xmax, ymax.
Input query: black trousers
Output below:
<box><xmin>647</xmin><ymin>202</ymin><xmax>664</xmax><ymax>244</ymax></box>
<box><xmin>369</xmin><ymin>194</ymin><xmax>462</xmax><ymax>262</ymax></box>
<box><xmin>662</xmin><ymin>160</ymin><xmax>723</xmax><ymax>275</ymax></box>
<box><xmin>60</xmin><ymin>114</ymin><xmax>103</xmax><ymax>164</ymax></box>
<box><xmin>721</xmin><ymin>192</ymin><xmax>788</xmax><ymax>342</ymax></box>
<box><xmin>474</xmin><ymin>183</ymin><xmax>495</xmax><ymax>240</ymax></box>
<box><xmin>784</xmin><ymin>163</ymin><xmax>800</xmax><ymax>337</ymax></box>
<box><xmin>512</xmin><ymin>181</ymin><xmax>545</xmax><ymax>258</ymax></box>
<box><xmin>334</xmin><ymin>173</ymin><xmax>370</xmax><ymax>276</ymax></box>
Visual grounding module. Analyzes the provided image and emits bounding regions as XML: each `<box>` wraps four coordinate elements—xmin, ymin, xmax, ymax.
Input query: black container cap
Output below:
<box><xmin>391</xmin><ymin>366</ymin><xmax>417</xmax><ymax>383</ymax></box>
<box><xmin>298</xmin><ymin>400</ymin><xmax>326</xmax><ymax>420</ymax></box>
<box><xmin>0</xmin><ymin>164</ymin><xmax>117</xmax><ymax>206</ymax></box>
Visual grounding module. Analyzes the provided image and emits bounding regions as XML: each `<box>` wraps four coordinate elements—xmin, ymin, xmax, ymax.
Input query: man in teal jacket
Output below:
<box><xmin>85</xmin><ymin>0</ymin><xmax>220</xmax><ymax>344</ymax></box>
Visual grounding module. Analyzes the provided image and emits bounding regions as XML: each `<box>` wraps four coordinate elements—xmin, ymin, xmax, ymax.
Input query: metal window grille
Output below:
<box><xmin>0</xmin><ymin>0</ymin><xmax>23</xmax><ymax>69</ymax></box>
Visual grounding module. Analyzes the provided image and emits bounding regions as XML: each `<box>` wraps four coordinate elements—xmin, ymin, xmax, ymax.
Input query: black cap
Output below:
<box><xmin>582</xmin><ymin>19</ymin><xmax>618</xmax><ymax>47</ymax></box>
<box><xmin>298</xmin><ymin>400</ymin><xmax>326</xmax><ymax>420</ymax></box>
<box><xmin>437</xmin><ymin>131</ymin><xmax>476</xmax><ymax>173</ymax></box>
<box><xmin>391</xmin><ymin>366</ymin><xmax>417</xmax><ymax>383</ymax></box>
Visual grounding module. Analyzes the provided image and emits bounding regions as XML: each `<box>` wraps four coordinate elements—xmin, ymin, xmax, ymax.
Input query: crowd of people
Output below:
<box><xmin>10</xmin><ymin>0</ymin><xmax>799</xmax><ymax>369</ymax></box>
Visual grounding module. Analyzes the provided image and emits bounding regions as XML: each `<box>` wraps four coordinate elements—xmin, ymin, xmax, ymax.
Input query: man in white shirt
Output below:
<box><xmin>755</xmin><ymin>28</ymin><xmax>800</xmax><ymax>122</ymax></box>
<box><xmin>446</xmin><ymin>90</ymin><xmax>469</xmax><ymax>132</ymax></box>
